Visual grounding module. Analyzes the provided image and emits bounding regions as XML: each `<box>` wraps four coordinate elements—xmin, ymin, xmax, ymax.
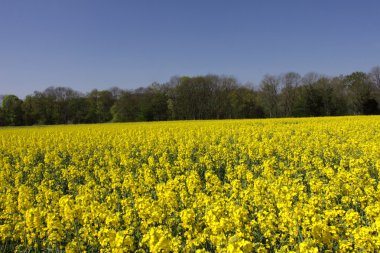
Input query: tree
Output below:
<box><xmin>21</xmin><ymin>87</ymin><xmax>84</xmax><ymax>125</ymax></box>
<box><xmin>173</xmin><ymin>76</ymin><xmax>216</xmax><ymax>120</ymax></box>
<box><xmin>213</xmin><ymin>76</ymin><xmax>239</xmax><ymax>119</ymax></box>
<box><xmin>292</xmin><ymin>76</ymin><xmax>350</xmax><ymax>117</ymax></box>
<box><xmin>369</xmin><ymin>66</ymin><xmax>380</xmax><ymax>110</ymax></box>
<box><xmin>345</xmin><ymin>72</ymin><xmax>374</xmax><ymax>114</ymax></box>
<box><xmin>111</xmin><ymin>91</ymin><xmax>140</xmax><ymax>122</ymax></box>
<box><xmin>42</xmin><ymin>87</ymin><xmax>82</xmax><ymax>124</ymax></box>
<box><xmin>324</xmin><ymin>76</ymin><xmax>349</xmax><ymax>116</ymax></box>
<box><xmin>86</xmin><ymin>90</ymin><xmax>115</xmax><ymax>123</ymax></box>
<box><xmin>22</xmin><ymin>95</ymin><xmax>38</xmax><ymax>125</ymax></box>
<box><xmin>109</xmin><ymin>87</ymin><xmax>124</xmax><ymax>99</ymax></box>
<box><xmin>305</xmin><ymin>83</ymin><xmax>325</xmax><ymax>116</ymax></box>
<box><xmin>2</xmin><ymin>95</ymin><xmax>24</xmax><ymax>125</ymax></box>
<box><xmin>362</xmin><ymin>99</ymin><xmax>379</xmax><ymax>115</ymax></box>
<box><xmin>237</xmin><ymin>87</ymin><xmax>265</xmax><ymax>118</ymax></box>
<box><xmin>0</xmin><ymin>107</ymin><xmax>4</xmax><ymax>126</ymax></box>
<box><xmin>67</xmin><ymin>97</ymin><xmax>92</xmax><ymax>124</ymax></box>
<box><xmin>22</xmin><ymin>91</ymin><xmax>55</xmax><ymax>125</ymax></box>
<box><xmin>369</xmin><ymin>66</ymin><xmax>380</xmax><ymax>89</ymax></box>
<box><xmin>139</xmin><ymin>84</ymin><xmax>168</xmax><ymax>121</ymax></box>
<box><xmin>279</xmin><ymin>72</ymin><xmax>301</xmax><ymax>117</ymax></box>
<box><xmin>259</xmin><ymin>74</ymin><xmax>280</xmax><ymax>117</ymax></box>
<box><xmin>301</xmin><ymin>72</ymin><xmax>321</xmax><ymax>86</ymax></box>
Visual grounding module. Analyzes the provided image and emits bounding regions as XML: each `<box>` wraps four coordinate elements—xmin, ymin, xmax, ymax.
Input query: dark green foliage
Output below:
<box><xmin>111</xmin><ymin>91</ymin><xmax>141</xmax><ymax>122</ymax></box>
<box><xmin>345</xmin><ymin>72</ymin><xmax>375</xmax><ymax>114</ymax></box>
<box><xmin>362</xmin><ymin>99</ymin><xmax>380</xmax><ymax>115</ymax></box>
<box><xmin>0</xmin><ymin>107</ymin><xmax>4</xmax><ymax>126</ymax></box>
<box><xmin>1</xmin><ymin>68</ymin><xmax>380</xmax><ymax>126</ymax></box>
<box><xmin>86</xmin><ymin>90</ymin><xmax>115</xmax><ymax>123</ymax></box>
<box><xmin>2</xmin><ymin>95</ymin><xmax>24</xmax><ymax>125</ymax></box>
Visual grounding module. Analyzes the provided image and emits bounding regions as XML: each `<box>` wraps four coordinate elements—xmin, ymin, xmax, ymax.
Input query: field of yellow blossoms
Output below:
<box><xmin>1</xmin><ymin>116</ymin><xmax>380</xmax><ymax>252</ymax></box>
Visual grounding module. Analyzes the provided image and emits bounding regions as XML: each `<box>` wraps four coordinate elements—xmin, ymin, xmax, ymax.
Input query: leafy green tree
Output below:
<box><xmin>111</xmin><ymin>91</ymin><xmax>140</xmax><ymax>122</ymax></box>
<box><xmin>86</xmin><ymin>90</ymin><xmax>115</xmax><ymax>123</ymax></box>
<box><xmin>22</xmin><ymin>95</ymin><xmax>38</xmax><ymax>125</ymax></box>
<box><xmin>0</xmin><ymin>107</ymin><xmax>4</xmax><ymax>126</ymax></box>
<box><xmin>24</xmin><ymin>91</ymin><xmax>55</xmax><ymax>125</ymax></box>
<box><xmin>362</xmin><ymin>99</ymin><xmax>379</xmax><ymax>114</ymax></box>
<box><xmin>2</xmin><ymin>95</ymin><xmax>24</xmax><ymax>125</ymax></box>
<box><xmin>228</xmin><ymin>86</ymin><xmax>264</xmax><ymax>118</ymax></box>
<box><xmin>52</xmin><ymin>87</ymin><xmax>82</xmax><ymax>123</ymax></box>
<box><xmin>68</xmin><ymin>97</ymin><xmax>92</xmax><ymax>124</ymax></box>
<box><xmin>345</xmin><ymin>72</ymin><xmax>375</xmax><ymax>114</ymax></box>
<box><xmin>304</xmin><ymin>85</ymin><xmax>324</xmax><ymax>116</ymax></box>
<box><xmin>174</xmin><ymin>76</ymin><xmax>218</xmax><ymax>119</ymax></box>
<box><xmin>213</xmin><ymin>76</ymin><xmax>239</xmax><ymax>119</ymax></box>
<box><xmin>139</xmin><ymin>84</ymin><xmax>169</xmax><ymax>121</ymax></box>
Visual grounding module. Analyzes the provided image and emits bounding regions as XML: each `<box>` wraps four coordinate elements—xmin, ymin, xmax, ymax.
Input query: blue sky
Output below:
<box><xmin>1</xmin><ymin>0</ymin><xmax>379</xmax><ymax>98</ymax></box>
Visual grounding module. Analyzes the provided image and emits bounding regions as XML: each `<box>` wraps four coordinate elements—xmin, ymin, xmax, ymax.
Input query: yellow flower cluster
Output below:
<box><xmin>0</xmin><ymin>116</ymin><xmax>379</xmax><ymax>252</ymax></box>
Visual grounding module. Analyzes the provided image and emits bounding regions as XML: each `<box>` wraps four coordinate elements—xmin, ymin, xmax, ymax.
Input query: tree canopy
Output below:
<box><xmin>1</xmin><ymin>68</ymin><xmax>379</xmax><ymax>126</ymax></box>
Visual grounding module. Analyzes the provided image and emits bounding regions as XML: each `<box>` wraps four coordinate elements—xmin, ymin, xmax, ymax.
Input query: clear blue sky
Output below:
<box><xmin>1</xmin><ymin>0</ymin><xmax>379</xmax><ymax>98</ymax></box>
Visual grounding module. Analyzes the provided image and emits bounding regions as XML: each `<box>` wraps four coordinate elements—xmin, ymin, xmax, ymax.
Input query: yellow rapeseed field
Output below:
<box><xmin>1</xmin><ymin>116</ymin><xmax>380</xmax><ymax>252</ymax></box>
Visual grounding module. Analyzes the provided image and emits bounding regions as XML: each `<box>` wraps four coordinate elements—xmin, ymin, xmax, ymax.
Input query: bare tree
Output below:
<box><xmin>368</xmin><ymin>66</ymin><xmax>380</xmax><ymax>110</ymax></box>
<box><xmin>260</xmin><ymin>74</ymin><xmax>280</xmax><ymax>117</ymax></box>
<box><xmin>301</xmin><ymin>72</ymin><xmax>321</xmax><ymax>86</ymax></box>
<box><xmin>369</xmin><ymin>66</ymin><xmax>380</xmax><ymax>89</ymax></box>
<box><xmin>280</xmin><ymin>72</ymin><xmax>301</xmax><ymax>116</ymax></box>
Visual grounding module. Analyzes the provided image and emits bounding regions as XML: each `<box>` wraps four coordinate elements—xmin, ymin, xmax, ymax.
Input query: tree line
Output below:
<box><xmin>1</xmin><ymin>67</ymin><xmax>380</xmax><ymax>126</ymax></box>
